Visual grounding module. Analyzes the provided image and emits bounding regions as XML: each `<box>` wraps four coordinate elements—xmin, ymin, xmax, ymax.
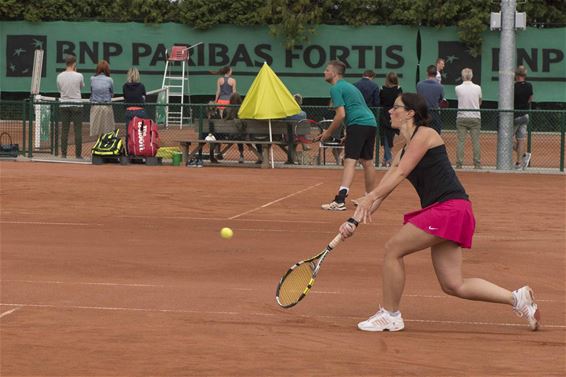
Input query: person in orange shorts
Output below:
<box><xmin>213</xmin><ymin>66</ymin><xmax>236</xmax><ymax>119</ymax></box>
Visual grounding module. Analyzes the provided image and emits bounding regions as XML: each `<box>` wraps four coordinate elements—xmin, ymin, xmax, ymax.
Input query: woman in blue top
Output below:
<box><xmin>339</xmin><ymin>93</ymin><xmax>540</xmax><ymax>333</ymax></box>
<box><xmin>213</xmin><ymin>66</ymin><xmax>236</xmax><ymax>119</ymax></box>
<box><xmin>89</xmin><ymin>60</ymin><xmax>114</xmax><ymax>137</ymax></box>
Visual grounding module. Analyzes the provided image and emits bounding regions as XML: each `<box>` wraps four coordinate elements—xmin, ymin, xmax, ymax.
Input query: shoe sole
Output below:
<box><xmin>531</xmin><ymin>308</ymin><xmax>541</xmax><ymax>331</ymax></box>
<box><xmin>321</xmin><ymin>206</ymin><xmax>346</xmax><ymax>211</ymax></box>
<box><xmin>357</xmin><ymin>323</ymin><xmax>404</xmax><ymax>332</ymax></box>
<box><xmin>526</xmin><ymin>287</ymin><xmax>541</xmax><ymax>331</ymax></box>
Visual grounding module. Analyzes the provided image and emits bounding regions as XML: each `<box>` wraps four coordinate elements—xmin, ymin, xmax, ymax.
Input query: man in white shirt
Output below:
<box><xmin>57</xmin><ymin>55</ymin><xmax>84</xmax><ymax>159</ymax></box>
<box><xmin>455</xmin><ymin>68</ymin><xmax>482</xmax><ymax>169</ymax></box>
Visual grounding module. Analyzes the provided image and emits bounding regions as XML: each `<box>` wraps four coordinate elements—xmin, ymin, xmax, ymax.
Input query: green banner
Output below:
<box><xmin>1</xmin><ymin>22</ymin><xmax>564</xmax><ymax>102</ymax></box>
<box><xmin>1</xmin><ymin>22</ymin><xmax>417</xmax><ymax>99</ymax></box>
<box><xmin>419</xmin><ymin>26</ymin><xmax>566</xmax><ymax>102</ymax></box>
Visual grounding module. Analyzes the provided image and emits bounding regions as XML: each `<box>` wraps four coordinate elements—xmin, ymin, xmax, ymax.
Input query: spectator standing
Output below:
<box><xmin>513</xmin><ymin>65</ymin><xmax>533</xmax><ymax>170</ymax></box>
<box><xmin>56</xmin><ymin>54</ymin><xmax>84</xmax><ymax>159</ymax></box>
<box><xmin>379</xmin><ymin>72</ymin><xmax>403</xmax><ymax>167</ymax></box>
<box><xmin>213</xmin><ymin>66</ymin><xmax>236</xmax><ymax>118</ymax></box>
<box><xmin>353</xmin><ymin>70</ymin><xmax>380</xmax><ymax>109</ymax></box>
<box><xmin>317</xmin><ymin>60</ymin><xmax>378</xmax><ymax>211</ymax></box>
<box><xmin>123</xmin><ymin>67</ymin><xmax>147</xmax><ymax>154</ymax></box>
<box><xmin>455</xmin><ymin>68</ymin><xmax>482</xmax><ymax>169</ymax></box>
<box><xmin>435</xmin><ymin>58</ymin><xmax>445</xmax><ymax>84</ymax></box>
<box><xmin>89</xmin><ymin>60</ymin><xmax>114</xmax><ymax>137</ymax></box>
<box><xmin>416</xmin><ymin>65</ymin><xmax>444</xmax><ymax>133</ymax></box>
<box><xmin>123</xmin><ymin>67</ymin><xmax>147</xmax><ymax>129</ymax></box>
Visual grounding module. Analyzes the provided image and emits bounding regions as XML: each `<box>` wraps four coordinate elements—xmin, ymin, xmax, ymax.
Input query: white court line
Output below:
<box><xmin>0</xmin><ymin>221</ymin><xmax>102</xmax><ymax>227</ymax></box>
<box><xmin>0</xmin><ymin>306</ymin><xmax>21</xmax><ymax>318</ymax></box>
<box><xmin>3</xmin><ymin>281</ymin><xmax>558</xmax><ymax>303</ymax></box>
<box><xmin>31</xmin><ymin>158</ymin><xmax>89</xmax><ymax>165</ymax></box>
<box><xmin>310</xmin><ymin>292</ymin><xmax>556</xmax><ymax>302</ymax></box>
<box><xmin>3</xmin><ymin>280</ymin><xmax>164</xmax><ymax>288</ymax></box>
<box><xmin>1</xmin><ymin>302</ymin><xmax>564</xmax><ymax>329</ymax></box>
<box><xmin>117</xmin><ymin>215</ymin><xmax>330</xmax><ymax>224</ymax></box>
<box><xmin>229</xmin><ymin>182</ymin><xmax>324</xmax><ymax>220</ymax></box>
<box><xmin>0</xmin><ymin>218</ymin><xmax>332</xmax><ymax>227</ymax></box>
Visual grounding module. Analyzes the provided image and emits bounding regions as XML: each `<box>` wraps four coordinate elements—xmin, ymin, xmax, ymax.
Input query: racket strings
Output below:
<box><xmin>278</xmin><ymin>262</ymin><xmax>316</xmax><ymax>306</ymax></box>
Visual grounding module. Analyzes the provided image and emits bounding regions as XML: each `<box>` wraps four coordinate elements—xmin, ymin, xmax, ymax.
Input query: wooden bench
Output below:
<box><xmin>178</xmin><ymin>139</ymin><xmax>287</xmax><ymax>168</ymax></box>
<box><xmin>199</xmin><ymin>118</ymin><xmax>295</xmax><ymax>138</ymax></box>
<box><xmin>193</xmin><ymin>118</ymin><xmax>298</xmax><ymax>165</ymax></box>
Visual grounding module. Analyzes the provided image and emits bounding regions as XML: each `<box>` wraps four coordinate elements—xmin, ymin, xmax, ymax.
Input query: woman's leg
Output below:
<box><xmin>432</xmin><ymin>240</ymin><xmax>540</xmax><ymax>330</ymax></box>
<box><xmin>382</xmin><ymin>224</ymin><xmax>445</xmax><ymax>311</ymax></box>
<box><xmin>431</xmin><ymin>241</ymin><xmax>513</xmax><ymax>304</ymax></box>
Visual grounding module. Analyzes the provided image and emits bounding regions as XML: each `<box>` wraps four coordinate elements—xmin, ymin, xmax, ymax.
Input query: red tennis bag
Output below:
<box><xmin>127</xmin><ymin>117</ymin><xmax>160</xmax><ymax>157</ymax></box>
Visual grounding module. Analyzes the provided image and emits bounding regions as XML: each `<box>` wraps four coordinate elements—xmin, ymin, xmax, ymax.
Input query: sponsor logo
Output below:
<box><xmin>137</xmin><ymin>121</ymin><xmax>147</xmax><ymax>151</ymax></box>
<box><xmin>428</xmin><ymin>226</ymin><xmax>439</xmax><ymax>231</ymax></box>
<box><xmin>437</xmin><ymin>41</ymin><xmax>482</xmax><ymax>85</ymax></box>
<box><xmin>6</xmin><ymin>35</ymin><xmax>47</xmax><ymax>77</ymax></box>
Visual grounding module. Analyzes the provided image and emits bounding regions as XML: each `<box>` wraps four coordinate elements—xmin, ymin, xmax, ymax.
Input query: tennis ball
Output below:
<box><xmin>220</xmin><ymin>227</ymin><xmax>234</xmax><ymax>239</ymax></box>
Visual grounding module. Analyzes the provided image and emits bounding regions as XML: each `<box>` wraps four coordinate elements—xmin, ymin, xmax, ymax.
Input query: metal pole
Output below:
<box><xmin>496</xmin><ymin>0</ymin><xmax>517</xmax><ymax>170</ymax></box>
<box><xmin>22</xmin><ymin>99</ymin><xmax>28</xmax><ymax>154</ymax></box>
<box><xmin>560</xmin><ymin>112</ymin><xmax>565</xmax><ymax>173</ymax></box>
<box><xmin>28</xmin><ymin>95</ymin><xmax>34</xmax><ymax>158</ymax></box>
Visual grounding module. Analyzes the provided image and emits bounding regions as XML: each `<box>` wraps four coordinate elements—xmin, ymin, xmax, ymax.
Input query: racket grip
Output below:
<box><xmin>328</xmin><ymin>233</ymin><xmax>343</xmax><ymax>249</ymax></box>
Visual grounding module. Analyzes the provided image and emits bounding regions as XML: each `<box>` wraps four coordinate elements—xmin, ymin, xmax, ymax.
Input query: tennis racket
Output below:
<box><xmin>294</xmin><ymin>119</ymin><xmax>323</xmax><ymax>145</ymax></box>
<box><xmin>275</xmin><ymin>217</ymin><xmax>359</xmax><ymax>308</ymax></box>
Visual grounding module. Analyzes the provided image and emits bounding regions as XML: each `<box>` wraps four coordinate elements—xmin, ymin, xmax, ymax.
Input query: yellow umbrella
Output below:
<box><xmin>239</xmin><ymin>62</ymin><xmax>301</xmax><ymax>167</ymax></box>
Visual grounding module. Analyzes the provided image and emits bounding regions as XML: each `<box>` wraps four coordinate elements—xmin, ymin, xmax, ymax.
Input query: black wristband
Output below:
<box><xmin>346</xmin><ymin>217</ymin><xmax>359</xmax><ymax>227</ymax></box>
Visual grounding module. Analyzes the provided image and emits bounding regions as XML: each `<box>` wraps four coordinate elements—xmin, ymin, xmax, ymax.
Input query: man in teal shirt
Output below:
<box><xmin>317</xmin><ymin>60</ymin><xmax>378</xmax><ymax>211</ymax></box>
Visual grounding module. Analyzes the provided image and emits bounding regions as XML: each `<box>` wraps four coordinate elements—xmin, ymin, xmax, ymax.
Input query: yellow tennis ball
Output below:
<box><xmin>220</xmin><ymin>227</ymin><xmax>234</xmax><ymax>239</ymax></box>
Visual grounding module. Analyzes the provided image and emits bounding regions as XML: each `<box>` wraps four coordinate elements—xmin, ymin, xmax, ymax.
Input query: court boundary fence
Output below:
<box><xmin>0</xmin><ymin>99</ymin><xmax>564</xmax><ymax>172</ymax></box>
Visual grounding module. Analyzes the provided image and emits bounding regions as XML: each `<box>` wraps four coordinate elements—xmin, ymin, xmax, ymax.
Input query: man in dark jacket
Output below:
<box><xmin>353</xmin><ymin>70</ymin><xmax>380</xmax><ymax>109</ymax></box>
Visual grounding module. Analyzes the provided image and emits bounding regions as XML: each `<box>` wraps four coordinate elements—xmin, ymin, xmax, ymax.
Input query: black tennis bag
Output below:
<box><xmin>92</xmin><ymin>129</ymin><xmax>124</xmax><ymax>157</ymax></box>
<box><xmin>0</xmin><ymin>132</ymin><xmax>19</xmax><ymax>158</ymax></box>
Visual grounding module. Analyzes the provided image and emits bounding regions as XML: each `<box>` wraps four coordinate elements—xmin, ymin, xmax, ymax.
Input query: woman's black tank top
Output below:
<box><xmin>401</xmin><ymin>144</ymin><xmax>469</xmax><ymax>208</ymax></box>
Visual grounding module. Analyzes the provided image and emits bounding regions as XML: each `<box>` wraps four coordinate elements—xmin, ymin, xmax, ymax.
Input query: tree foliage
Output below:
<box><xmin>176</xmin><ymin>0</ymin><xmax>266</xmax><ymax>29</ymax></box>
<box><xmin>258</xmin><ymin>0</ymin><xmax>329</xmax><ymax>48</ymax></box>
<box><xmin>2</xmin><ymin>0</ymin><xmax>565</xmax><ymax>55</ymax></box>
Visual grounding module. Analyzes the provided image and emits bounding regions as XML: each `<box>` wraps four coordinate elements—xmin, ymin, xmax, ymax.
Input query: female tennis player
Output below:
<box><xmin>339</xmin><ymin>93</ymin><xmax>540</xmax><ymax>332</ymax></box>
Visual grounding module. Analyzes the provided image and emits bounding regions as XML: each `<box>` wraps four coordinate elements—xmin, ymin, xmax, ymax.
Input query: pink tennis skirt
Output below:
<box><xmin>403</xmin><ymin>199</ymin><xmax>476</xmax><ymax>249</ymax></box>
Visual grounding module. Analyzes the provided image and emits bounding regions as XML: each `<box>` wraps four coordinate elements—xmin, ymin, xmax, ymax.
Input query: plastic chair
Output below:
<box><xmin>318</xmin><ymin>119</ymin><xmax>344</xmax><ymax>165</ymax></box>
<box><xmin>168</xmin><ymin>46</ymin><xmax>189</xmax><ymax>61</ymax></box>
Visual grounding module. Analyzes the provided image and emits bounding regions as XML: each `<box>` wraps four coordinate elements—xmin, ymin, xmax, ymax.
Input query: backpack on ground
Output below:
<box><xmin>127</xmin><ymin>117</ymin><xmax>160</xmax><ymax>157</ymax></box>
<box><xmin>92</xmin><ymin>129</ymin><xmax>124</xmax><ymax>156</ymax></box>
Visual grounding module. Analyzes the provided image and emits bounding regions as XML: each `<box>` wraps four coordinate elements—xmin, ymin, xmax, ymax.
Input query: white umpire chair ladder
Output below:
<box><xmin>162</xmin><ymin>46</ymin><xmax>191</xmax><ymax>128</ymax></box>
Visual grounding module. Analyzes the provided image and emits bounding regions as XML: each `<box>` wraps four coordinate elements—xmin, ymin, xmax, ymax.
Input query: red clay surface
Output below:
<box><xmin>1</xmin><ymin>161</ymin><xmax>565</xmax><ymax>376</ymax></box>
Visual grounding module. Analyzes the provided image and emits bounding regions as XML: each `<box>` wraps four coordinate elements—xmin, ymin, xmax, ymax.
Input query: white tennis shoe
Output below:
<box><xmin>512</xmin><ymin>286</ymin><xmax>540</xmax><ymax>331</ymax></box>
<box><xmin>357</xmin><ymin>308</ymin><xmax>405</xmax><ymax>332</ymax></box>
<box><xmin>321</xmin><ymin>200</ymin><xmax>346</xmax><ymax>211</ymax></box>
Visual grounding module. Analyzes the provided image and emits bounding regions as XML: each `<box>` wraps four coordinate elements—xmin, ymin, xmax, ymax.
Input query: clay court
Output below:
<box><xmin>1</xmin><ymin>162</ymin><xmax>564</xmax><ymax>376</ymax></box>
